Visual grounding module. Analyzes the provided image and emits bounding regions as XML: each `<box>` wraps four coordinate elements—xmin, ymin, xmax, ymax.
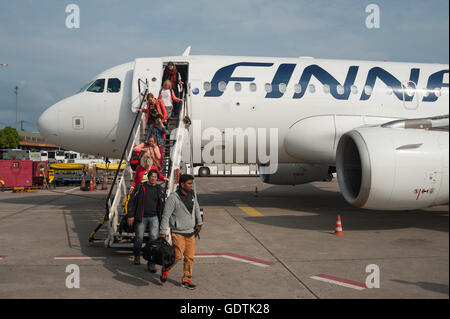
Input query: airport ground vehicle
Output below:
<box><xmin>0</xmin><ymin>160</ymin><xmax>49</xmax><ymax>190</ymax></box>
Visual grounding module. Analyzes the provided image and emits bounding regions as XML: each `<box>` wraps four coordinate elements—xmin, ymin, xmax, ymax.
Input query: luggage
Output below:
<box><xmin>142</xmin><ymin>238</ymin><xmax>175</xmax><ymax>268</ymax></box>
<box><xmin>118</xmin><ymin>214</ymin><xmax>134</xmax><ymax>234</ymax></box>
<box><xmin>118</xmin><ymin>194</ymin><xmax>135</xmax><ymax>234</ymax></box>
<box><xmin>130</xmin><ymin>150</ymin><xmax>142</xmax><ymax>171</ymax></box>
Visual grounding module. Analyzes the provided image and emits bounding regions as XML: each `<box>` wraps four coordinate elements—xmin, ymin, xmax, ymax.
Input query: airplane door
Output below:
<box><xmin>131</xmin><ymin>58</ymin><xmax>163</xmax><ymax>112</ymax></box>
<box><xmin>402</xmin><ymin>80</ymin><xmax>419</xmax><ymax>110</ymax></box>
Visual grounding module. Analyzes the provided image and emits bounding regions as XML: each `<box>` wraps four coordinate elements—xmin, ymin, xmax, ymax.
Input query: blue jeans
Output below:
<box><xmin>145</xmin><ymin>120</ymin><xmax>155</xmax><ymax>141</ymax></box>
<box><xmin>133</xmin><ymin>216</ymin><xmax>159</xmax><ymax>267</ymax></box>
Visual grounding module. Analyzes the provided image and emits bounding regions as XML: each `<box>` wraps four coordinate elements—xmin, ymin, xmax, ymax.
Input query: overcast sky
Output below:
<box><xmin>0</xmin><ymin>0</ymin><xmax>448</xmax><ymax>132</ymax></box>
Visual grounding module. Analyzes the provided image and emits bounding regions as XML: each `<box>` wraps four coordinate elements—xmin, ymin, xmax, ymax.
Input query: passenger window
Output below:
<box><xmin>249</xmin><ymin>83</ymin><xmax>257</xmax><ymax>92</ymax></box>
<box><xmin>386</xmin><ymin>86</ymin><xmax>393</xmax><ymax>95</ymax></box>
<box><xmin>434</xmin><ymin>88</ymin><xmax>441</xmax><ymax>97</ymax></box>
<box><xmin>323</xmin><ymin>84</ymin><xmax>330</xmax><ymax>94</ymax></box>
<box><xmin>87</xmin><ymin>79</ymin><xmax>105</xmax><ymax>93</ymax></box>
<box><xmin>264</xmin><ymin>83</ymin><xmax>272</xmax><ymax>93</ymax></box>
<box><xmin>294</xmin><ymin>83</ymin><xmax>302</xmax><ymax>94</ymax></box>
<box><xmin>234</xmin><ymin>83</ymin><xmax>241</xmax><ymax>92</ymax></box>
<box><xmin>364</xmin><ymin>85</ymin><xmax>373</xmax><ymax>95</ymax></box>
<box><xmin>218</xmin><ymin>81</ymin><xmax>227</xmax><ymax>92</ymax></box>
<box><xmin>337</xmin><ymin>85</ymin><xmax>344</xmax><ymax>95</ymax></box>
<box><xmin>351</xmin><ymin>85</ymin><xmax>358</xmax><ymax>95</ymax></box>
<box><xmin>203</xmin><ymin>82</ymin><xmax>211</xmax><ymax>92</ymax></box>
<box><xmin>279</xmin><ymin>83</ymin><xmax>287</xmax><ymax>93</ymax></box>
<box><xmin>107</xmin><ymin>78</ymin><xmax>121</xmax><ymax>93</ymax></box>
<box><xmin>309</xmin><ymin>84</ymin><xmax>315</xmax><ymax>93</ymax></box>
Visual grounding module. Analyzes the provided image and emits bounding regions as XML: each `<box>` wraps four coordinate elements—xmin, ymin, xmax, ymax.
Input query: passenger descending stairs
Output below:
<box><xmin>89</xmin><ymin>79</ymin><xmax>193</xmax><ymax>248</ymax></box>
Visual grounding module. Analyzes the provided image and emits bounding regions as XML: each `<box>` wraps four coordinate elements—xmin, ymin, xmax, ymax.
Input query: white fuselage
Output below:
<box><xmin>38</xmin><ymin>55</ymin><xmax>449</xmax><ymax>164</ymax></box>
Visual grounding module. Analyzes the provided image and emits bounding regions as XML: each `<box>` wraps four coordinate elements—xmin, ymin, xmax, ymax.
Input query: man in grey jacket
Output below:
<box><xmin>159</xmin><ymin>174</ymin><xmax>203</xmax><ymax>290</ymax></box>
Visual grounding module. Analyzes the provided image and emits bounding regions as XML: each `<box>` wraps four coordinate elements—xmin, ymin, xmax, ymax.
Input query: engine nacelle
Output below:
<box><xmin>336</xmin><ymin>127</ymin><xmax>449</xmax><ymax>210</ymax></box>
<box><xmin>259</xmin><ymin>163</ymin><xmax>332</xmax><ymax>185</ymax></box>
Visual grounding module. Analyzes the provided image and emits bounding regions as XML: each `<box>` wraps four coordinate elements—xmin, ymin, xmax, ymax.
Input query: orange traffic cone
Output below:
<box><xmin>80</xmin><ymin>176</ymin><xmax>86</xmax><ymax>190</ymax></box>
<box><xmin>101</xmin><ymin>175</ymin><xmax>107</xmax><ymax>190</ymax></box>
<box><xmin>89</xmin><ymin>177</ymin><xmax>94</xmax><ymax>191</ymax></box>
<box><xmin>254</xmin><ymin>186</ymin><xmax>258</xmax><ymax>197</ymax></box>
<box><xmin>334</xmin><ymin>215</ymin><xmax>344</xmax><ymax>236</ymax></box>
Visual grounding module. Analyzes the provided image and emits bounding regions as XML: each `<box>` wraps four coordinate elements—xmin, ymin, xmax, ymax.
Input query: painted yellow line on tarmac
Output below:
<box><xmin>231</xmin><ymin>200</ymin><xmax>264</xmax><ymax>217</ymax></box>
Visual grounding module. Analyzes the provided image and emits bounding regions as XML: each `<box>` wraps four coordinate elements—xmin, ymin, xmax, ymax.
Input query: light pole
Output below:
<box><xmin>15</xmin><ymin>86</ymin><xmax>19</xmax><ymax>130</ymax></box>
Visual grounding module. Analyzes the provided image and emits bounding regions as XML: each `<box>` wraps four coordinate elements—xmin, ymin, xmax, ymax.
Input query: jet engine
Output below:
<box><xmin>336</xmin><ymin>121</ymin><xmax>449</xmax><ymax>210</ymax></box>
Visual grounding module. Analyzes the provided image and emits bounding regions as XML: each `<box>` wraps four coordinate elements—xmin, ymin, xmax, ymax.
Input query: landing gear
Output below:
<box><xmin>198</xmin><ymin>167</ymin><xmax>210</xmax><ymax>177</ymax></box>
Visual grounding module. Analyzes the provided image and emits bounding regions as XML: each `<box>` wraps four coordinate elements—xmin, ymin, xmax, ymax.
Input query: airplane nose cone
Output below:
<box><xmin>38</xmin><ymin>105</ymin><xmax>60</xmax><ymax>144</ymax></box>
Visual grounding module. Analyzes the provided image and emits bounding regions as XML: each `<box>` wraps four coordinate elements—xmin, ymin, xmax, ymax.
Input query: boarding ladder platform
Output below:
<box><xmin>89</xmin><ymin>77</ymin><xmax>194</xmax><ymax>248</ymax></box>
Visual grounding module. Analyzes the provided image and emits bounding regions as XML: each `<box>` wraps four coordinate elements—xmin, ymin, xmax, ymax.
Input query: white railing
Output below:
<box><xmin>104</xmin><ymin>81</ymin><xmax>148</xmax><ymax>247</ymax></box>
<box><xmin>166</xmin><ymin>95</ymin><xmax>188</xmax><ymax>195</ymax></box>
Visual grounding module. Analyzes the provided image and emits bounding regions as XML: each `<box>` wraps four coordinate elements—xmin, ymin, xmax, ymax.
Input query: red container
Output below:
<box><xmin>0</xmin><ymin>160</ymin><xmax>33</xmax><ymax>188</ymax></box>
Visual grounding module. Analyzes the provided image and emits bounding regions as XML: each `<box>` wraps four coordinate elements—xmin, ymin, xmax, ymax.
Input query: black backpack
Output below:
<box><xmin>142</xmin><ymin>238</ymin><xmax>175</xmax><ymax>268</ymax></box>
<box><xmin>118</xmin><ymin>214</ymin><xmax>134</xmax><ymax>234</ymax></box>
<box><xmin>130</xmin><ymin>150</ymin><xmax>142</xmax><ymax>171</ymax></box>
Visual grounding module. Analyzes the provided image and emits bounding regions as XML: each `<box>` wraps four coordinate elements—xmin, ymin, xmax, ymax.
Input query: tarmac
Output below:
<box><xmin>0</xmin><ymin>177</ymin><xmax>448</xmax><ymax>299</ymax></box>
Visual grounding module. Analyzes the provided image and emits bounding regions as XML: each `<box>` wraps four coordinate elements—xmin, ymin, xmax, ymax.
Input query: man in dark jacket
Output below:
<box><xmin>127</xmin><ymin>170</ymin><xmax>165</xmax><ymax>272</ymax></box>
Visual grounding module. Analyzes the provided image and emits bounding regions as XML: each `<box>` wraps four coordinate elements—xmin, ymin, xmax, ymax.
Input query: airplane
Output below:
<box><xmin>38</xmin><ymin>48</ymin><xmax>449</xmax><ymax>211</ymax></box>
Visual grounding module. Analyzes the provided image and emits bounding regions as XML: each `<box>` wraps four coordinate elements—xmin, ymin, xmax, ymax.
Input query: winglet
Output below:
<box><xmin>182</xmin><ymin>46</ymin><xmax>191</xmax><ymax>57</ymax></box>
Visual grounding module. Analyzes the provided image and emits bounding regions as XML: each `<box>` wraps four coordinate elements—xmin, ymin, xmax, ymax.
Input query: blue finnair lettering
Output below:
<box><xmin>204</xmin><ymin>62</ymin><xmax>273</xmax><ymax>97</ymax></box>
<box><xmin>204</xmin><ymin>62</ymin><xmax>448</xmax><ymax>102</ymax></box>
<box><xmin>266</xmin><ymin>63</ymin><xmax>296</xmax><ymax>98</ymax></box>
<box><xmin>423</xmin><ymin>70</ymin><xmax>449</xmax><ymax>102</ymax></box>
<box><xmin>292</xmin><ymin>65</ymin><xmax>359</xmax><ymax>100</ymax></box>
<box><xmin>360</xmin><ymin>67</ymin><xmax>420</xmax><ymax>101</ymax></box>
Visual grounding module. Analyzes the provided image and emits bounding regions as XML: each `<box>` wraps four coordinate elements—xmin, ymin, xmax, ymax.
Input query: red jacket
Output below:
<box><xmin>143</xmin><ymin>99</ymin><xmax>167</xmax><ymax>123</ymax></box>
<box><xmin>132</xmin><ymin>165</ymin><xmax>166</xmax><ymax>188</ymax></box>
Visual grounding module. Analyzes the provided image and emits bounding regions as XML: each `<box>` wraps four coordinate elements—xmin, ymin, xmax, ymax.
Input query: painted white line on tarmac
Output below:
<box><xmin>310</xmin><ymin>274</ymin><xmax>366</xmax><ymax>290</ymax></box>
<box><xmin>64</xmin><ymin>187</ymin><xmax>80</xmax><ymax>193</ymax></box>
<box><xmin>195</xmin><ymin>253</ymin><xmax>274</xmax><ymax>268</ymax></box>
<box><xmin>54</xmin><ymin>255</ymin><xmax>106</xmax><ymax>260</ymax></box>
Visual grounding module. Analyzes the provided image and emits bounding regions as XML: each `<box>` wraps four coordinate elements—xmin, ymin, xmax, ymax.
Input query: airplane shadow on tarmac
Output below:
<box><xmin>392</xmin><ymin>279</ymin><xmax>449</xmax><ymax>295</ymax></box>
<box><xmin>195</xmin><ymin>182</ymin><xmax>449</xmax><ymax>233</ymax></box>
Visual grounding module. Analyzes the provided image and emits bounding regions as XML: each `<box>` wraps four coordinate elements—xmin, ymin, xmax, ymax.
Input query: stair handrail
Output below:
<box><xmin>88</xmin><ymin>79</ymin><xmax>148</xmax><ymax>242</ymax></box>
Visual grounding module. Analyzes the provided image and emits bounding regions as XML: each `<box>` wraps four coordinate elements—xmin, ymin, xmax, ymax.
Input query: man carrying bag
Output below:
<box><xmin>159</xmin><ymin>174</ymin><xmax>203</xmax><ymax>290</ymax></box>
<box><xmin>127</xmin><ymin>170</ymin><xmax>165</xmax><ymax>273</ymax></box>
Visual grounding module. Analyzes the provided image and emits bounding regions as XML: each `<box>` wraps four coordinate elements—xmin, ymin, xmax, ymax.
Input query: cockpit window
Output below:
<box><xmin>107</xmin><ymin>78</ymin><xmax>121</xmax><ymax>93</ymax></box>
<box><xmin>87</xmin><ymin>79</ymin><xmax>105</xmax><ymax>93</ymax></box>
<box><xmin>79</xmin><ymin>81</ymin><xmax>93</xmax><ymax>93</ymax></box>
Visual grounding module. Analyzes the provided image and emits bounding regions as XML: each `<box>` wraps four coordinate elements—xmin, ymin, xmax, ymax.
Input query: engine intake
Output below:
<box><xmin>336</xmin><ymin>127</ymin><xmax>449</xmax><ymax>210</ymax></box>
